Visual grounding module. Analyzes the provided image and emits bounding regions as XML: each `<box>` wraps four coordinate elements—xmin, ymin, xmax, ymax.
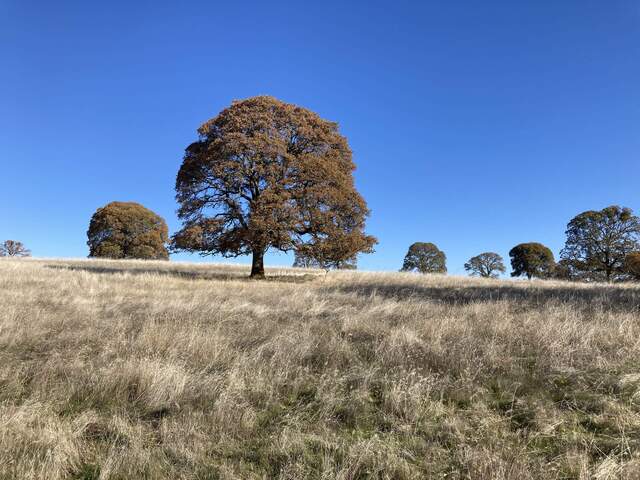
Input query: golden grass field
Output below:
<box><xmin>1</xmin><ymin>258</ymin><xmax>640</xmax><ymax>479</ymax></box>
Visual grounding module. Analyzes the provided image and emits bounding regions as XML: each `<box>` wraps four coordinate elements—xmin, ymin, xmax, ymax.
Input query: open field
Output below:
<box><xmin>1</xmin><ymin>258</ymin><xmax>640</xmax><ymax>479</ymax></box>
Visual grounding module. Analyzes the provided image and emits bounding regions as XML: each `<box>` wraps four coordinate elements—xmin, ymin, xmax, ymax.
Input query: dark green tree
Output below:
<box><xmin>509</xmin><ymin>243</ymin><xmax>555</xmax><ymax>279</ymax></box>
<box><xmin>560</xmin><ymin>206</ymin><xmax>640</xmax><ymax>282</ymax></box>
<box><xmin>464</xmin><ymin>252</ymin><xmax>506</xmax><ymax>278</ymax></box>
<box><xmin>401</xmin><ymin>242</ymin><xmax>446</xmax><ymax>274</ymax></box>
<box><xmin>87</xmin><ymin>202</ymin><xmax>169</xmax><ymax>260</ymax></box>
<box><xmin>172</xmin><ymin>96</ymin><xmax>376</xmax><ymax>277</ymax></box>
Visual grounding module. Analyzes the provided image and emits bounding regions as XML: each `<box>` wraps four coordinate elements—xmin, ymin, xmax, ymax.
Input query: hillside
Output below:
<box><xmin>1</xmin><ymin>258</ymin><xmax>639</xmax><ymax>479</ymax></box>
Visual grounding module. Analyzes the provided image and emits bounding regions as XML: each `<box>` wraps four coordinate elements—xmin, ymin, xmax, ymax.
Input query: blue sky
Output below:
<box><xmin>1</xmin><ymin>1</ymin><xmax>639</xmax><ymax>274</ymax></box>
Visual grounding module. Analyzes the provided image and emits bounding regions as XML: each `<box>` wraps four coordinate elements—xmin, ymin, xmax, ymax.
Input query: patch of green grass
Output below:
<box><xmin>549</xmin><ymin>374</ymin><xmax>606</xmax><ymax>414</ymax></box>
<box><xmin>256</xmin><ymin>402</ymin><xmax>288</xmax><ymax>430</ymax></box>
<box><xmin>488</xmin><ymin>380</ymin><xmax>537</xmax><ymax>430</ymax></box>
<box><xmin>194</xmin><ymin>467</ymin><xmax>221</xmax><ymax>480</ymax></box>
<box><xmin>71</xmin><ymin>464</ymin><xmax>101</xmax><ymax>480</ymax></box>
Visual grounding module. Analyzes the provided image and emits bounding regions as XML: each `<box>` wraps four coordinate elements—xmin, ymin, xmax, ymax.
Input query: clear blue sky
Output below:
<box><xmin>1</xmin><ymin>1</ymin><xmax>639</xmax><ymax>274</ymax></box>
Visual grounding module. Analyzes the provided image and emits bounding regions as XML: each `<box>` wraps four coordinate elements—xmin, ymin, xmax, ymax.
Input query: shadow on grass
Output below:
<box><xmin>326</xmin><ymin>282</ymin><xmax>640</xmax><ymax>313</ymax></box>
<box><xmin>45</xmin><ymin>264</ymin><xmax>320</xmax><ymax>284</ymax></box>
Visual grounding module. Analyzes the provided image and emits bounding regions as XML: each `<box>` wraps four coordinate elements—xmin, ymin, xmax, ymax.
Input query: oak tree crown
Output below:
<box><xmin>172</xmin><ymin>96</ymin><xmax>376</xmax><ymax>277</ymax></box>
<box><xmin>401</xmin><ymin>242</ymin><xmax>447</xmax><ymax>274</ymax></box>
<box><xmin>464</xmin><ymin>252</ymin><xmax>505</xmax><ymax>278</ymax></box>
<box><xmin>509</xmin><ymin>243</ymin><xmax>555</xmax><ymax>279</ymax></box>
<box><xmin>560</xmin><ymin>205</ymin><xmax>640</xmax><ymax>282</ymax></box>
<box><xmin>87</xmin><ymin>202</ymin><xmax>169</xmax><ymax>260</ymax></box>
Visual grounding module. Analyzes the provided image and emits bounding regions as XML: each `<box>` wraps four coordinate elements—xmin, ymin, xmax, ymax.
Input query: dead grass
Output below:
<box><xmin>1</xmin><ymin>257</ymin><xmax>639</xmax><ymax>479</ymax></box>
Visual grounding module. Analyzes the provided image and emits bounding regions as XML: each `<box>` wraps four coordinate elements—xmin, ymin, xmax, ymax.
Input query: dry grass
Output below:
<box><xmin>1</xmin><ymin>257</ymin><xmax>640</xmax><ymax>479</ymax></box>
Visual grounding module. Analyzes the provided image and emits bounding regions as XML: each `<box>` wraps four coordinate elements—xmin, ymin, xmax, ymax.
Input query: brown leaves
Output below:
<box><xmin>87</xmin><ymin>202</ymin><xmax>169</xmax><ymax>260</ymax></box>
<box><xmin>173</xmin><ymin>96</ymin><xmax>377</xmax><ymax>274</ymax></box>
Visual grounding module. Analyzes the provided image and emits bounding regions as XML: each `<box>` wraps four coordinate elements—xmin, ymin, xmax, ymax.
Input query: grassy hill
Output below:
<box><xmin>1</xmin><ymin>258</ymin><xmax>639</xmax><ymax>479</ymax></box>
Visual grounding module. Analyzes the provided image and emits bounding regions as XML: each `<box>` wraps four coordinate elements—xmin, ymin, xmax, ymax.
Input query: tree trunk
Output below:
<box><xmin>250</xmin><ymin>247</ymin><xmax>265</xmax><ymax>278</ymax></box>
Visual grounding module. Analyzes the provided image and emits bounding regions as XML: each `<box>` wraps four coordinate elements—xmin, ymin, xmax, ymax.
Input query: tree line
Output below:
<box><xmin>400</xmin><ymin>205</ymin><xmax>640</xmax><ymax>282</ymax></box>
<box><xmin>6</xmin><ymin>96</ymin><xmax>639</xmax><ymax>282</ymax></box>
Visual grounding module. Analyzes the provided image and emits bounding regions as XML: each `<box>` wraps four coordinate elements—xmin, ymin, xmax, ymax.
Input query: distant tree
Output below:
<box><xmin>401</xmin><ymin>242</ymin><xmax>446</xmax><ymax>274</ymax></box>
<box><xmin>464</xmin><ymin>252</ymin><xmax>506</xmax><ymax>278</ymax></box>
<box><xmin>171</xmin><ymin>96</ymin><xmax>376</xmax><ymax>277</ymax></box>
<box><xmin>560</xmin><ymin>206</ymin><xmax>640</xmax><ymax>282</ymax></box>
<box><xmin>509</xmin><ymin>243</ymin><xmax>555</xmax><ymax>279</ymax></box>
<box><xmin>292</xmin><ymin>247</ymin><xmax>357</xmax><ymax>270</ymax></box>
<box><xmin>624</xmin><ymin>252</ymin><xmax>640</xmax><ymax>280</ymax></box>
<box><xmin>292</xmin><ymin>251</ymin><xmax>317</xmax><ymax>268</ymax></box>
<box><xmin>87</xmin><ymin>202</ymin><xmax>169</xmax><ymax>260</ymax></box>
<box><xmin>0</xmin><ymin>240</ymin><xmax>31</xmax><ymax>257</ymax></box>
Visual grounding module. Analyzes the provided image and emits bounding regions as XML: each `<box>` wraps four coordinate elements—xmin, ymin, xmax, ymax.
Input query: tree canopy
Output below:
<box><xmin>401</xmin><ymin>242</ymin><xmax>447</xmax><ymax>274</ymax></box>
<box><xmin>87</xmin><ymin>202</ymin><xmax>169</xmax><ymax>260</ymax></box>
<box><xmin>0</xmin><ymin>240</ymin><xmax>31</xmax><ymax>257</ymax></box>
<box><xmin>171</xmin><ymin>96</ymin><xmax>376</xmax><ymax>277</ymax></box>
<box><xmin>560</xmin><ymin>205</ymin><xmax>640</xmax><ymax>282</ymax></box>
<box><xmin>464</xmin><ymin>252</ymin><xmax>505</xmax><ymax>278</ymax></box>
<box><xmin>509</xmin><ymin>243</ymin><xmax>555</xmax><ymax>279</ymax></box>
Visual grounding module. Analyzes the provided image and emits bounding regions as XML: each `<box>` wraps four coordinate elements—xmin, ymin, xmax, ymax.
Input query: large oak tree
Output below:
<box><xmin>560</xmin><ymin>205</ymin><xmax>640</xmax><ymax>282</ymax></box>
<box><xmin>172</xmin><ymin>96</ymin><xmax>376</xmax><ymax>277</ymax></box>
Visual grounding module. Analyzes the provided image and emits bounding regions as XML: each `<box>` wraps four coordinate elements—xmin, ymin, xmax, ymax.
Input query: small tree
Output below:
<box><xmin>560</xmin><ymin>205</ymin><xmax>640</xmax><ymax>282</ymax></box>
<box><xmin>292</xmin><ymin>247</ymin><xmax>357</xmax><ymax>270</ymax></box>
<box><xmin>172</xmin><ymin>96</ymin><xmax>376</xmax><ymax>277</ymax></box>
<box><xmin>624</xmin><ymin>252</ymin><xmax>640</xmax><ymax>280</ymax></box>
<box><xmin>0</xmin><ymin>240</ymin><xmax>31</xmax><ymax>257</ymax></box>
<box><xmin>509</xmin><ymin>243</ymin><xmax>555</xmax><ymax>279</ymax></box>
<box><xmin>464</xmin><ymin>252</ymin><xmax>505</xmax><ymax>278</ymax></box>
<box><xmin>401</xmin><ymin>242</ymin><xmax>446</xmax><ymax>274</ymax></box>
<box><xmin>87</xmin><ymin>202</ymin><xmax>169</xmax><ymax>260</ymax></box>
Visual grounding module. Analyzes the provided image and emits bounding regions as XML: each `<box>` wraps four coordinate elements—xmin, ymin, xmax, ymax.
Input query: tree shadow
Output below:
<box><xmin>326</xmin><ymin>282</ymin><xmax>640</xmax><ymax>313</ymax></box>
<box><xmin>45</xmin><ymin>264</ymin><xmax>320</xmax><ymax>284</ymax></box>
